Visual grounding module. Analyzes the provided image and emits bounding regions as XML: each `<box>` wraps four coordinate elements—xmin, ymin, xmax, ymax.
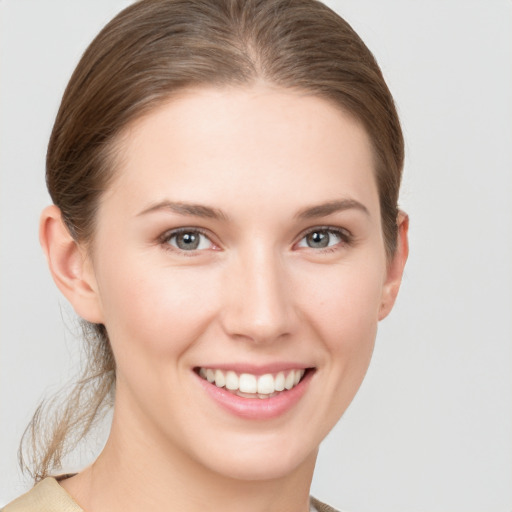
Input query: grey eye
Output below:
<box><xmin>298</xmin><ymin>229</ymin><xmax>343</xmax><ymax>249</ymax></box>
<box><xmin>167</xmin><ymin>230</ymin><xmax>212</xmax><ymax>251</ymax></box>
<box><xmin>306</xmin><ymin>230</ymin><xmax>329</xmax><ymax>248</ymax></box>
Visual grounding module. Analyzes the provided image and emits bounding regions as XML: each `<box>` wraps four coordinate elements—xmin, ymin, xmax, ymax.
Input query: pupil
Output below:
<box><xmin>177</xmin><ymin>232</ymin><xmax>199</xmax><ymax>250</ymax></box>
<box><xmin>307</xmin><ymin>231</ymin><xmax>329</xmax><ymax>248</ymax></box>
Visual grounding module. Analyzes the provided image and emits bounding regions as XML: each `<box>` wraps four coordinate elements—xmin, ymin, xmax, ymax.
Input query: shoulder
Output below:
<box><xmin>2</xmin><ymin>478</ymin><xmax>83</xmax><ymax>512</ymax></box>
<box><xmin>310</xmin><ymin>495</ymin><xmax>347</xmax><ymax>512</ymax></box>
<box><xmin>3</xmin><ymin>483</ymin><xmax>345</xmax><ymax>512</ymax></box>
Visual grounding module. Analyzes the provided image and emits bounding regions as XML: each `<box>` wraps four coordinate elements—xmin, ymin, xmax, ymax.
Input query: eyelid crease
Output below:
<box><xmin>297</xmin><ymin>225</ymin><xmax>353</xmax><ymax>240</ymax></box>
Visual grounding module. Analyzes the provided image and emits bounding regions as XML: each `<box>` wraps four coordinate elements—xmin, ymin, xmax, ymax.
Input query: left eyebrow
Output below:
<box><xmin>295</xmin><ymin>199</ymin><xmax>370</xmax><ymax>220</ymax></box>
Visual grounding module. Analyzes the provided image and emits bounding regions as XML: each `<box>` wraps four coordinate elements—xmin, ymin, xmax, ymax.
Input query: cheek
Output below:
<box><xmin>295</xmin><ymin>255</ymin><xmax>384</xmax><ymax>399</ymax></box>
<box><xmin>296</xmin><ymin>259</ymin><xmax>385</xmax><ymax>350</ymax></box>
<box><xmin>96</xmin><ymin>255</ymin><xmax>220</xmax><ymax>365</ymax></box>
<box><xmin>285</xmin><ymin>258</ymin><xmax>385</xmax><ymax>438</ymax></box>
<box><xmin>319</xmin><ymin>282</ymin><xmax>379</xmax><ymax>386</ymax></box>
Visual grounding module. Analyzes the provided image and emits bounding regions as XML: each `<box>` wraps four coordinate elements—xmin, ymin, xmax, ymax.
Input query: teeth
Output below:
<box><xmin>199</xmin><ymin>368</ymin><xmax>306</xmax><ymax>396</ymax></box>
<box><xmin>258</xmin><ymin>392</ymin><xmax>279</xmax><ymax>399</ymax></box>
<box><xmin>225</xmin><ymin>371</ymin><xmax>238</xmax><ymax>390</ymax></box>
<box><xmin>239</xmin><ymin>373</ymin><xmax>257</xmax><ymax>393</ymax></box>
<box><xmin>214</xmin><ymin>369</ymin><xmax>225</xmax><ymax>388</ymax></box>
<box><xmin>284</xmin><ymin>371</ymin><xmax>295</xmax><ymax>390</ymax></box>
<box><xmin>275</xmin><ymin>372</ymin><xmax>285</xmax><ymax>391</ymax></box>
<box><xmin>257</xmin><ymin>374</ymin><xmax>274</xmax><ymax>394</ymax></box>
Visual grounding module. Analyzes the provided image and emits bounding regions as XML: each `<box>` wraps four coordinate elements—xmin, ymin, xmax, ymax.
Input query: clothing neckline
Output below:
<box><xmin>4</xmin><ymin>476</ymin><xmax>340</xmax><ymax>512</ymax></box>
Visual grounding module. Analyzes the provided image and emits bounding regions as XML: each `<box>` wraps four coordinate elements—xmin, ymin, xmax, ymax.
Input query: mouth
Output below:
<box><xmin>195</xmin><ymin>367</ymin><xmax>312</xmax><ymax>399</ymax></box>
<box><xmin>194</xmin><ymin>366</ymin><xmax>315</xmax><ymax>420</ymax></box>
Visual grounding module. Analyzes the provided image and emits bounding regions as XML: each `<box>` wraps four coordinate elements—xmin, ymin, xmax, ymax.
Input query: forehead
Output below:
<box><xmin>103</xmin><ymin>85</ymin><xmax>379</xmax><ymax>217</ymax></box>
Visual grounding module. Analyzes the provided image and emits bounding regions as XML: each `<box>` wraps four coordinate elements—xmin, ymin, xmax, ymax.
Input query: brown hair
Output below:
<box><xmin>20</xmin><ymin>0</ymin><xmax>404</xmax><ymax>481</ymax></box>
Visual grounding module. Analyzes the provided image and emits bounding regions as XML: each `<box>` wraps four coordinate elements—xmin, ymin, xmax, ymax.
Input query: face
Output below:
<box><xmin>82</xmin><ymin>86</ymin><xmax>403</xmax><ymax>481</ymax></box>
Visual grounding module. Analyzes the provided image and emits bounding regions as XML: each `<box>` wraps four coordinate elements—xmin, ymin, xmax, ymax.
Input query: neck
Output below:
<box><xmin>61</xmin><ymin>402</ymin><xmax>317</xmax><ymax>512</ymax></box>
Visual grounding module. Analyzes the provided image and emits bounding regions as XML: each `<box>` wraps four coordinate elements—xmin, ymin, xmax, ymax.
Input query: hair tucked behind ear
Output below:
<box><xmin>22</xmin><ymin>0</ymin><xmax>403</xmax><ymax>480</ymax></box>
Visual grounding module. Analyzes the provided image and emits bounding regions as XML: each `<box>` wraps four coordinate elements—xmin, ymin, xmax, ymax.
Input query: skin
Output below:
<box><xmin>41</xmin><ymin>85</ymin><xmax>408</xmax><ymax>512</ymax></box>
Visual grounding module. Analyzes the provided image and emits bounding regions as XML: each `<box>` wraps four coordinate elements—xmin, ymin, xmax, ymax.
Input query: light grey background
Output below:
<box><xmin>1</xmin><ymin>1</ymin><xmax>511</xmax><ymax>511</ymax></box>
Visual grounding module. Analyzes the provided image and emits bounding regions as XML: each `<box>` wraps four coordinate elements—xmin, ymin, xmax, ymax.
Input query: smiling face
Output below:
<box><xmin>75</xmin><ymin>86</ymin><xmax>404</xmax><ymax>482</ymax></box>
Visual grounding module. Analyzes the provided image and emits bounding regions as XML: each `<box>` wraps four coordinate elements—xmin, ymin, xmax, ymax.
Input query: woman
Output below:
<box><xmin>4</xmin><ymin>1</ymin><xmax>408</xmax><ymax>511</ymax></box>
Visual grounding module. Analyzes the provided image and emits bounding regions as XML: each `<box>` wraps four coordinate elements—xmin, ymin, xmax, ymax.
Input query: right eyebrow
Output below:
<box><xmin>136</xmin><ymin>200</ymin><xmax>229</xmax><ymax>221</ymax></box>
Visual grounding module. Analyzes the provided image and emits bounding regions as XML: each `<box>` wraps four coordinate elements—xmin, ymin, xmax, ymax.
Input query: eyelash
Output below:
<box><xmin>158</xmin><ymin>227</ymin><xmax>216</xmax><ymax>255</ymax></box>
<box><xmin>295</xmin><ymin>226</ymin><xmax>353</xmax><ymax>253</ymax></box>
<box><xmin>158</xmin><ymin>226</ymin><xmax>353</xmax><ymax>255</ymax></box>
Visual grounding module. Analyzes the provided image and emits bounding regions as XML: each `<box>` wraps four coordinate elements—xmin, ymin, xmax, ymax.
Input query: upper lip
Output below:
<box><xmin>194</xmin><ymin>363</ymin><xmax>313</xmax><ymax>376</ymax></box>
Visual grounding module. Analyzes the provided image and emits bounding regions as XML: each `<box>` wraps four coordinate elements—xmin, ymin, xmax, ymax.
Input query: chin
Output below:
<box><xmin>189</xmin><ymin>432</ymin><xmax>319</xmax><ymax>482</ymax></box>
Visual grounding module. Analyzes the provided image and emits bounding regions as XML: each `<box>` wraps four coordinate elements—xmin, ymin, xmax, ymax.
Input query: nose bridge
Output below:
<box><xmin>222</xmin><ymin>242</ymin><xmax>293</xmax><ymax>343</ymax></box>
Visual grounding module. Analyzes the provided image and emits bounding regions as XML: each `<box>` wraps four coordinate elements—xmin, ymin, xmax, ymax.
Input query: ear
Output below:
<box><xmin>39</xmin><ymin>205</ymin><xmax>104</xmax><ymax>324</ymax></box>
<box><xmin>378</xmin><ymin>211</ymin><xmax>409</xmax><ymax>321</ymax></box>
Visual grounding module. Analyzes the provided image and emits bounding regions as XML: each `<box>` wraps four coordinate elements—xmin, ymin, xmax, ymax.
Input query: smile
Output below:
<box><xmin>198</xmin><ymin>368</ymin><xmax>306</xmax><ymax>399</ymax></box>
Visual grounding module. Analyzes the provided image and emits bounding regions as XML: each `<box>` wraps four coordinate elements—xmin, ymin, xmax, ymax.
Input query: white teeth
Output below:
<box><xmin>199</xmin><ymin>368</ymin><xmax>306</xmax><ymax>396</ymax></box>
<box><xmin>225</xmin><ymin>370</ymin><xmax>239</xmax><ymax>390</ymax></box>
<box><xmin>257</xmin><ymin>374</ymin><xmax>274</xmax><ymax>394</ymax></box>
<box><xmin>239</xmin><ymin>373</ymin><xmax>257</xmax><ymax>393</ymax></box>
<box><xmin>237</xmin><ymin>391</ymin><xmax>257</xmax><ymax>398</ymax></box>
<box><xmin>214</xmin><ymin>369</ymin><xmax>225</xmax><ymax>388</ymax></box>
<box><xmin>258</xmin><ymin>392</ymin><xmax>278</xmax><ymax>399</ymax></box>
<box><xmin>275</xmin><ymin>372</ymin><xmax>285</xmax><ymax>391</ymax></box>
<box><xmin>284</xmin><ymin>371</ymin><xmax>295</xmax><ymax>390</ymax></box>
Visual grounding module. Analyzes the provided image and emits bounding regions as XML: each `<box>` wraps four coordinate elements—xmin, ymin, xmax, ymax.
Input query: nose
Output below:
<box><xmin>220</xmin><ymin>245</ymin><xmax>295</xmax><ymax>344</ymax></box>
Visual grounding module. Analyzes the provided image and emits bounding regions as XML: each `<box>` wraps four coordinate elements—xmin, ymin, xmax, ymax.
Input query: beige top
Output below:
<box><xmin>2</xmin><ymin>478</ymin><xmax>341</xmax><ymax>512</ymax></box>
<box><xmin>2</xmin><ymin>478</ymin><xmax>82</xmax><ymax>512</ymax></box>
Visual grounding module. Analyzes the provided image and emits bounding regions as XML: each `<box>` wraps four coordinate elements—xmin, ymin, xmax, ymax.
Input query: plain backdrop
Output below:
<box><xmin>1</xmin><ymin>1</ymin><xmax>511</xmax><ymax>511</ymax></box>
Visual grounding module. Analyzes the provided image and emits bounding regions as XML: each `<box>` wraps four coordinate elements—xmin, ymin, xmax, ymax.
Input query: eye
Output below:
<box><xmin>162</xmin><ymin>229</ymin><xmax>215</xmax><ymax>252</ymax></box>
<box><xmin>296</xmin><ymin>227</ymin><xmax>349</xmax><ymax>250</ymax></box>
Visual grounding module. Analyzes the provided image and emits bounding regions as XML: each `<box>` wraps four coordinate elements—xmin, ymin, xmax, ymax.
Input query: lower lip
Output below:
<box><xmin>196</xmin><ymin>370</ymin><xmax>313</xmax><ymax>420</ymax></box>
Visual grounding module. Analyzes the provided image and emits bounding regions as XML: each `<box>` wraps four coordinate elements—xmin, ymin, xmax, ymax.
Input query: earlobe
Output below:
<box><xmin>378</xmin><ymin>211</ymin><xmax>409</xmax><ymax>321</ymax></box>
<box><xmin>39</xmin><ymin>205</ymin><xmax>104</xmax><ymax>324</ymax></box>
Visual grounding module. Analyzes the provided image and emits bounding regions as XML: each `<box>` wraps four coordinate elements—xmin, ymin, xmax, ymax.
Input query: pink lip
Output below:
<box><xmin>195</xmin><ymin>369</ymin><xmax>314</xmax><ymax>420</ymax></box>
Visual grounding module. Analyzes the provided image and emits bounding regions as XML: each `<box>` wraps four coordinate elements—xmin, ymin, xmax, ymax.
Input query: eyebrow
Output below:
<box><xmin>138</xmin><ymin>198</ymin><xmax>368</xmax><ymax>221</ymax></box>
<box><xmin>137</xmin><ymin>201</ymin><xmax>228</xmax><ymax>221</ymax></box>
<box><xmin>295</xmin><ymin>199</ymin><xmax>370</xmax><ymax>219</ymax></box>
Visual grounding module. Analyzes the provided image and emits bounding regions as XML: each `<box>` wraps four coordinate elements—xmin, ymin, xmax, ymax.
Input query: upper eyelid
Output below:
<box><xmin>159</xmin><ymin>226</ymin><xmax>213</xmax><ymax>241</ymax></box>
<box><xmin>157</xmin><ymin>225</ymin><xmax>352</xmax><ymax>249</ymax></box>
<box><xmin>296</xmin><ymin>225</ymin><xmax>352</xmax><ymax>240</ymax></box>
<box><xmin>158</xmin><ymin>227</ymin><xmax>217</xmax><ymax>250</ymax></box>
